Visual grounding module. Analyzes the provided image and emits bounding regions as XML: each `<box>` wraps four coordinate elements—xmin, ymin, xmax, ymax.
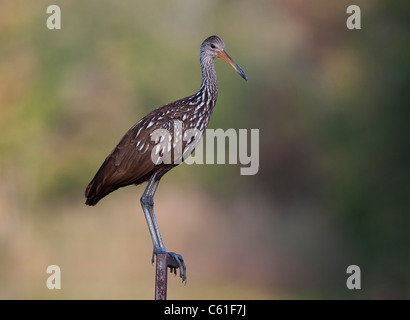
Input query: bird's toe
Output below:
<box><xmin>167</xmin><ymin>252</ymin><xmax>187</xmax><ymax>284</ymax></box>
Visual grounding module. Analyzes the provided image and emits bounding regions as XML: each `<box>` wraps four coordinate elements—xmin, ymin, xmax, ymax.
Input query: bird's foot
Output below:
<box><xmin>152</xmin><ymin>248</ymin><xmax>187</xmax><ymax>284</ymax></box>
<box><xmin>167</xmin><ymin>252</ymin><xmax>187</xmax><ymax>284</ymax></box>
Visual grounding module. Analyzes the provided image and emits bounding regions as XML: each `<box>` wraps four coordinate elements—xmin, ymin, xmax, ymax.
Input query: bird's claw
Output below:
<box><xmin>152</xmin><ymin>249</ymin><xmax>187</xmax><ymax>284</ymax></box>
<box><xmin>167</xmin><ymin>252</ymin><xmax>187</xmax><ymax>284</ymax></box>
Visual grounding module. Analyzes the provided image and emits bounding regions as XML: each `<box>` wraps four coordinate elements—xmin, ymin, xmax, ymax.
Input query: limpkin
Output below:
<box><xmin>85</xmin><ymin>35</ymin><xmax>247</xmax><ymax>283</ymax></box>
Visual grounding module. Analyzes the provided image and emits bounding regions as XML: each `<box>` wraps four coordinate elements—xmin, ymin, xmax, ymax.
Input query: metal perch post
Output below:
<box><xmin>155</xmin><ymin>254</ymin><xmax>168</xmax><ymax>300</ymax></box>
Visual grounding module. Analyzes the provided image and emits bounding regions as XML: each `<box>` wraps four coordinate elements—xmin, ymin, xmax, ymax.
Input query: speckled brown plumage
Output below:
<box><xmin>85</xmin><ymin>89</ymin><xmax>217</xmax><ymax>205</ymax></box>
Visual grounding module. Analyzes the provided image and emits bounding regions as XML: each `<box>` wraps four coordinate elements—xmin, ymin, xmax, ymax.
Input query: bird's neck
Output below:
<box><xmin>198</xmin><ymin>56</ymin><xmax>218</xmax><ymax>104</ymax></box>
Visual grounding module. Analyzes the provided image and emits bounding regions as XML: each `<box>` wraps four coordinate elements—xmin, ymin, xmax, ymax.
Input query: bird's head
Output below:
<box><xmin>201</xmin><ymin>35</ymin><xmax>247</xmax><ymax>81</ymax></box>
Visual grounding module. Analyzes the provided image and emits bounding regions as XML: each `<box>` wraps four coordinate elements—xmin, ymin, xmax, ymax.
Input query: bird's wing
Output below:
<box><xmin>85</xmin><ymin>108</ymin><xmax>181</xmax><ymax>205</ymax></box>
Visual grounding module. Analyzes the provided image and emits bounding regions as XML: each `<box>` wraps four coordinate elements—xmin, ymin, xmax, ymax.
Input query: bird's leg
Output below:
<box><xmin>140</xmin><ymin>177</ymin><xmax>163</xmax><ymax>263</ymax></box>
<box><xmin>146</xmin><ymin>178</ymin><xmax>166</xmax><ymax>254</ymax></box>
<box><xmin>143</xmin><ymin>172</ymin><xmax>187</xmax><ymax>283</ymax></box>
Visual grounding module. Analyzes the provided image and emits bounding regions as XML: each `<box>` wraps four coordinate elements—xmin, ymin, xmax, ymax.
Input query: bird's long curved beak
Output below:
<box><xmin>217</xmin><ymin>50</ymin><xmax>248</xmax><ymax>82</ymax></box>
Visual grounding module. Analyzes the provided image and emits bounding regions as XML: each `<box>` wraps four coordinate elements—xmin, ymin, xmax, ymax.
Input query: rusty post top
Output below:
<box><xmin>155</xmin><ymin>254</ymin><xmax>168</xmax><ymax>300</ymax></box>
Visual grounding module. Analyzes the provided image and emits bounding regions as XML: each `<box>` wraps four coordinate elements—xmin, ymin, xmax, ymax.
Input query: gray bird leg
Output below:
<box><xmin>140</xmin><ymin>172</ymin><xmax>187</xmax><ymax>283</ymax></box>
<box><xmin>145</xmin><ymin>177</ymin><xmax>166</xmax><ymax>254</ymax></box>
<box><xmin>140</xmin><ymin>177</ymin><xmax>162</xmax><ymax>259</ymax></box>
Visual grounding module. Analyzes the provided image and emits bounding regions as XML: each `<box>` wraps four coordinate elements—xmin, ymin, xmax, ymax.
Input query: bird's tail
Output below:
<box><xmin>84</xmin><ymin>159</ymin><xmax>117</xmax><ymax>206</ymax></box>
<box><xmin>85</xmin><ymin>178</ymin><xmax>103</xmax><ymax>206</ymax></box>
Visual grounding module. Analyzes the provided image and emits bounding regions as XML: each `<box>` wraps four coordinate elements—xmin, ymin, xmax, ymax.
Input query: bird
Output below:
<box><xmin>85</xmin><ymin>35</ymin><xmax>247</xmax><ymax>283</ymax></box>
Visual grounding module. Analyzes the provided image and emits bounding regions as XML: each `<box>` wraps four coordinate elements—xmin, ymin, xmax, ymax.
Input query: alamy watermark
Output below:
<box><xmin>150</xmin><ymin>120</ymin><xmax>259</xmax><ymax>176</ymax></box>
<box><xmin>46</xmin><ymin>5</ymin><xmax>362</xmax><ymax>31</ymax></box>
<box><xmin>46</xmin><ymin>265</ymin><xmax>61</xmax><ymax>290</ymax></box>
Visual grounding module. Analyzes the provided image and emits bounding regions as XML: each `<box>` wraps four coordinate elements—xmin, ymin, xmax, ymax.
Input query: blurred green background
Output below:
<box><xmin>0</xmin><ymin>0</ymin><xmax>409</xmax><ymax>299</ymax></box>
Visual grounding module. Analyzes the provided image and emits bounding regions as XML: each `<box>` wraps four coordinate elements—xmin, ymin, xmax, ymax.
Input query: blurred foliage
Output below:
<box><xmin>0</xmin><ymin>0</ymin><xmax>409</xmax><ymax>299</ymax></box>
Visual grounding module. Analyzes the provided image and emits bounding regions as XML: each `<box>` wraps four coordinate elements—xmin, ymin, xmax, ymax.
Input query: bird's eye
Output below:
<box><xmin>210</xmin><ymin>44</ymin><xmax>216</xmax><ymax>49</ymax></box>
